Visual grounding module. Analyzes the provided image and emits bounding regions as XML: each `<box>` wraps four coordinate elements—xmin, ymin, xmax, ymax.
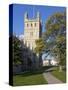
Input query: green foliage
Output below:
<box><xmin>34</xmin><ymin>38</ymin><xmax>45</xmax><ymax>54</ymax></box>
<box><xmin>11</xmin><ymin>35</ymin><xmax>22</xmax><ymax>65</ymax></box>
<box><xmin>51</xmin><ymin>67</ymin><xmax>66</xmax><ymax>82</ymax></box>
<box><xmin>43</xmin><ymin>12</ymin><xmax>66</xmax><ymax>66</ymax></box>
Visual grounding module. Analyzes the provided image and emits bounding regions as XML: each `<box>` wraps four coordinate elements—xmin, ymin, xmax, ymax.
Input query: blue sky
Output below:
<box><xmin>13</xmin><ymin>4</ymin><xmax>66</xmax><ymax>36</ymax></box>
<box><xmin>12</xmin><ymin>4</ymin><xmax>66</xmax><ymax>60</ymax></box>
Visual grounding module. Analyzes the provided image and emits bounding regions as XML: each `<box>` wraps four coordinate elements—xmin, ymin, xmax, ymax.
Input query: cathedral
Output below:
<box><xmin>13</xmin><ymin>12</ymin><xmax>42</xmax><ymax>74</ymax></box>
<box><xmin>24</xmin><ymin>12</ymin><xmax>42</xmax><ymax>50</ymax></box>
<box><xmin>23</xmin><ymin>12</ymin><xmax>42</xmax><ymax>70</ymax></box>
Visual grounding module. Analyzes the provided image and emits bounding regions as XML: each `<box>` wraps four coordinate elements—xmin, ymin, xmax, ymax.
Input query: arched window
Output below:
<box><xmin>27</xmin><ymin>23</ymin><xmax>28</xmax><ymax>27</ymax></box>
<box><xmin>31</xmin><ymin>23</ymin><xmax>32</xmax><ymax>27</ymax></box>
<box><xmin>35</xmin><ymin>23</ymin><xmax>36</xmax><ymax>27</ymax></box>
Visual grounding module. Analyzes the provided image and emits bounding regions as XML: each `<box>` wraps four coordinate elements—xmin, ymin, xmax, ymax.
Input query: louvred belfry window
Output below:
<box><xmin>35</xmin><ymin>23</ymin><xmax>36</xmax><ymax>27</ymax></box>
<box><xmin>31</xmin><ymin>23</ymin><xmax>32</xmax><ymax>27</ymax></box>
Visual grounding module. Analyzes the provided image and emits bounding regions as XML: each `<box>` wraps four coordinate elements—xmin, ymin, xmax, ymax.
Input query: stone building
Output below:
<box><xmin>24</xmin><ymin>12</ymin><xmax>42</xmax><ymax>50</ymax></box>
<box><xmin>13</xmin><ymin>12</ymin><xmax>42</xmax><ymax>74</ymax></box>
<box><xmin>23</xmin><ymin>12</ymin><xmax>42</xmax><ymax>69</ymax></box>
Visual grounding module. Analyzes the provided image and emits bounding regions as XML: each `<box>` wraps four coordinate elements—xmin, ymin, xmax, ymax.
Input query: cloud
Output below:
<box><xmin>19</xmin><ymin>34</ymin><xmax>24</xmax><ymax>41</ymax></box>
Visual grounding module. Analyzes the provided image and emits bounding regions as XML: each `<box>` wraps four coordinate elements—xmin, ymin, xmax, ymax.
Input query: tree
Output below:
<box><xmin>10</xmin><ymin>35</ymin><xmax>23</xmax><ymax>65</ymax></box>
<box><xmin>34</xmin><ymin>38</ymin><xmax>45</xmax><ymax>68</ymax></box>
<box><xmin>34</xmin><ymin>38</ymin><xmax>45</xmax><ymax>54</ymax></box>
<box><xmin>43</xmin><ymin>12</ymin><xmax>66</xmax><ymax>71</ymax></box>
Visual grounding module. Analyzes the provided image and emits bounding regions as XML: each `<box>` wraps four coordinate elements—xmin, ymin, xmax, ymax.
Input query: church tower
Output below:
<box><xmin>24</xmin><ymin>12</ymin><xmax>42</xmax><ymax>51</ymax></box>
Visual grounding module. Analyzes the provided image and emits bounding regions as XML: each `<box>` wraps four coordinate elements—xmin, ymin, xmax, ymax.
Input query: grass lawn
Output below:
<box><xmin>13</xmin><ymin>71</ymin><xmax>47</xmax><ymax>86</ymax></box>
<box><xmin>51</xmin><ymin>67</ymin><xmax>66</xmax><ymax>83</ymax></box>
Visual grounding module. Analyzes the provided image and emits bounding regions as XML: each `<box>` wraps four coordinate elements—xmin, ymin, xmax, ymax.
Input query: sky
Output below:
<box><xmin>12</xmin><ymin>4</ymin><xmax>66</xmax><ymax>36</ymax></box>
<box><xmin>12</xmin><ymin>4</ymin><xmax>66</xmax><ymax>60</ymax></box>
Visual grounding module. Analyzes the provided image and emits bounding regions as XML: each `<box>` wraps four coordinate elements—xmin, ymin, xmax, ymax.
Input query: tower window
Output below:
<box><xmin>31</xmin><ymin>23</ymin><xmax>33</xmax><ymax>27</ymax></box>
<box><xmin>27</xmin><ymin>23</ymin><xmax>28</xmax><ymax>27</ymax></box>
<box><xmin>35</xmin><ymin>23</ymin><xmax>36</xmax><ymax>27</ymax></box>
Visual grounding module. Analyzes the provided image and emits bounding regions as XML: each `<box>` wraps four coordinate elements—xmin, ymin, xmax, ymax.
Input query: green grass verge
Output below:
<box><xmin>51</xmin><ymin>67</ymin><xmax>66</xmax><ymax>83</ymax></box>
<box><xmin>13</xmin><ymin>71</ymin><xmax>48</xmax><ymax>86</ymax></box>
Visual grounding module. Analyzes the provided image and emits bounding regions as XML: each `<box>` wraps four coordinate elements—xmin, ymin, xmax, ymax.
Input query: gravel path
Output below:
<box><xmin>43</xmin><ymin>68</ymin><xmax>63</xmax><ymax>84</ymax></box>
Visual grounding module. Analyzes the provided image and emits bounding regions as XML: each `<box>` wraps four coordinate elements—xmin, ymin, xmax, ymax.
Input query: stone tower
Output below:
<box><xmin>24</xmin><ymin>12</ymin><xmax>42</xmax><ymax>51</ymax></box>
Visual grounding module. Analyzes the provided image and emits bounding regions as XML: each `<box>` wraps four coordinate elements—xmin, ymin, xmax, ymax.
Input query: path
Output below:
<box><xmin>43</xmin><ymin>67</ymin><xmax>63</xmax><ymax>84</ymax></box>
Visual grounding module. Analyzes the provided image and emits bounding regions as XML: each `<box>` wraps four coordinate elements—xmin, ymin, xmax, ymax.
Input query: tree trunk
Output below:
<box><xmin>59</xmin><ymin>65</ymin><xmax>62</xmax><ymax>72</ymax></box>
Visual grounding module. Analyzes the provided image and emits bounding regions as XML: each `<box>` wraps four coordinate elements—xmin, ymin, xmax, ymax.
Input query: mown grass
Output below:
<box><xmin>51</xmin><ymin>67</ymin><xmax>66</xmax><ymax>83</ymax></box>
<box><xmin>13</xmin><ymin>70</ymin><xmax>48</xmax><ymax>86</ymax></box>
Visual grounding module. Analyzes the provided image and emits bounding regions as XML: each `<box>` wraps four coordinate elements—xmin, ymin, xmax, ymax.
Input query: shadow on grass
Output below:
<box><xmin>45</xmin><ymin>69</ymin><xmax>54</xmax><ymax>72</ymax></box>
<box><xmin>14</xmin><ymin>66</ymin><xmax>56</xmax><ymax>77</ymax></box>
<box><xmin>14</xmin><ymin>70</ymin><xmax>44</xmax><ymax>77</ymax></box>
<box><xmin>42</xmin><ymin>66</ymin><xmax>58</xmax><ymax>72</ymax></box>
